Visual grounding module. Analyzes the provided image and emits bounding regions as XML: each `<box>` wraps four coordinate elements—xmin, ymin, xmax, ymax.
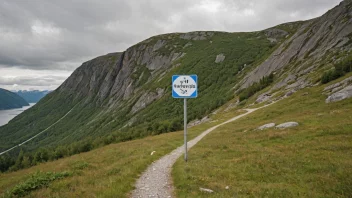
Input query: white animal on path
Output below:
<box><xmin>130</xmin><ymin>103</ymin><xmax>274</xmax><ymax>198</ymax></box>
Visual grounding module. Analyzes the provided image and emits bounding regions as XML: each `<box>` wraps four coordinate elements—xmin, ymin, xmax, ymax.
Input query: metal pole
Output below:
<box><xmin>184</xmin><ymin>98</ymin><xmax>187</xmax><ymax>162</ymax></box>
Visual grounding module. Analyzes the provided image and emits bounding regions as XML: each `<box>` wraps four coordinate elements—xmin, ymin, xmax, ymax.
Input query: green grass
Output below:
<box><xmin>172</xmin><ymin>83</ymin><xmax>352</xmax><ymax>197</ymax></box>
<box><xmin>5</xmin><ymin>171</ymin><xmax>72</xmax><ymax>197</ymax></box>
<box><xmin>0</xmin><ymin>108</ymin><xmax>245</xmax><ymax>197</ymax></box>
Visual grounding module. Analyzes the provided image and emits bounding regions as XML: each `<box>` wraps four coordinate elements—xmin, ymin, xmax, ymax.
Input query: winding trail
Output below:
<box><xmin>131</xmin><ymin>106</ymin><xmax>264</xmax><ymax>198</ymax></box>
<box><xmin>0</xmin><ymin>107</ymin><xmax>75</xmax><ymax>156</ymax></box>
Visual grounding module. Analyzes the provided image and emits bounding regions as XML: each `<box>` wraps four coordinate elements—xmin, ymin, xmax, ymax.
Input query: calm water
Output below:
<box><xmin>0</xmin><ymin>103</ymin><xmax>35</xmax><ymax>127</ymax></box>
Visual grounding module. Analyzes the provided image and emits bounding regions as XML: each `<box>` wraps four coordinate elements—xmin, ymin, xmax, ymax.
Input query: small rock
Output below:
<box><xmin>302</xmin><ymin>92</ymin><xmax>309</xmax><ymax>96</ymax></box>
<box><xmin>276</xmin><ymin>122</ymin><xmax>299</xmax><ymax>129</ymax></box>
<box><xmin>285</xmin><ymin>90</ymin><xmax>296</xmax><ymax>97</ymax></box>
<box><xmin>258</xmin><ymin>123</ymin><xmax>276</xmax><ymax>130</ymax></box>
<box><xmin>215</xmin><ymin>54</ymin><xmax>225</xmax><ymax>63</ymax></box>
<box><xmin>151</xmin><ymin>151</ymin><xmax>156</xmax><ymax>155</ymax></box>
<box><xmin>225</xmin><ymin>186</ymin><xmax>229</xmax><ymax>190</ymax></box>
<box><xmin>200</xmin><ymin>187</ymin><xmax>214</xmax><ymax>193</ymax></box>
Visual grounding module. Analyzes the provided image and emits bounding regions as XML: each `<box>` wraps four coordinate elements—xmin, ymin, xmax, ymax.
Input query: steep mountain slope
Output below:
<box><xmin>0</xmin><ymin>88</ymin><xmax>29</xmax><ymax>110</ymax></box>
<box><xmin>240</xmin><ymin>0</ymin><xmax>352</xmax><ymax>93</ymax></box>
<box><xmin>0</xmin><ymin>32</ymin><xmax>278</xmax><ymax>152</ymax></box>
<box><xmin>14</xmin><ymin>90</ymin><xmax>51</xmax><ymax>103</ymax></box>
<box><xmin>1</xmin><ymin>0</ymin><xmax>352</xmax><ymax>156</ymax></box>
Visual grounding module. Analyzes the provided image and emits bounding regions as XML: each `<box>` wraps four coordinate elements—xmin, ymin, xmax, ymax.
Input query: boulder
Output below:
<box><xmin>276</xmin><ymin>122</ymin><xmax>299</xmax><ymax>129</ymax></box>
<box><xmin>326</xmin><ymin>85</ymin><xmax>352</xmax><ymax>103</ymax></box>
<box><xmin>258</xmin><ymin>123</ymin><xmax>276</xmax><ymax>130</ymax></box>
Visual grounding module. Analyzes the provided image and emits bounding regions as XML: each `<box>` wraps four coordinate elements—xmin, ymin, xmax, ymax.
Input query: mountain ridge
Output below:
<box><xmin>0</xmin><ymin>88</ymin><xmax>29</xmax><ymax>110</ymax></box>
<box><xmin>0</xmin><ymin>0</ymin><xmax>352</xmax><ymax>155</ymax></box>
<box><xmin>14</xmin><ymin>90</ymin><xmax>51</xmax><ymax>103</ymax></box>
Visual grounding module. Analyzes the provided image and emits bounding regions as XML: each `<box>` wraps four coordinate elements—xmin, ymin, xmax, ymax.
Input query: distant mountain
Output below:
<box><xmin>0</xmin><ymin>88</ymin><xmax>29</xmax><ymax>110</ymax></box>
<box><xmin>14</xmin><ymin>90</ymin><xmax>51</xmax><ymax>103</ymax></box>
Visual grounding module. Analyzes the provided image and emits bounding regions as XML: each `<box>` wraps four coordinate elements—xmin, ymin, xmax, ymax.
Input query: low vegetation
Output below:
<box><xmin>5</xmin><ymin>171</ymin><xmax>71</xmax><ymax>197</ymax></box>
<box><xmin>173</xmin><ymin>81</ymin><xmax>352</xmax><ymax>197</ymax></box>
<box><xmin>239</xmin><ymin>73</ymin><xmax>274</xmax><ymax>101</ymax></box>
<box><xmin>0</xmin><ymin>109</ymin><xmax>245</xmax><ymax>197</ymax></box>
<box><xmin>321</xmin><ymin>53</ymin><xmax>352</xmax><ymax>84</ymax></box>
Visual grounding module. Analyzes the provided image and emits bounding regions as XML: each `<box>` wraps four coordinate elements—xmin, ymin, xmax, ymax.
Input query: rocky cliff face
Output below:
<box><xmin>240</xmin><ymin>0</ymin><xmax>352</xmax><ymax>93</ymax></box>
<box><xmin>58</xmin><ymin>33</ymin><xmax>190</xmax><ymax>112</ymax></box>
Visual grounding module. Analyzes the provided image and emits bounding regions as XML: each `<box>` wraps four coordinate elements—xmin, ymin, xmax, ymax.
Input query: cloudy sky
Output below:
<box><xmin>0</xmin><ymin>0</ymin><xmax>343</xmax><ymax>91</ymax></box>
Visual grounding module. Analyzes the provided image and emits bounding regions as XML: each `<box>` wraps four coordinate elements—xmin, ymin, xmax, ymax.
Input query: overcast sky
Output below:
<box><xmin>0</xmin><ymin>0</ymin><xmax>343</xmax><ymax>91</ymax></box>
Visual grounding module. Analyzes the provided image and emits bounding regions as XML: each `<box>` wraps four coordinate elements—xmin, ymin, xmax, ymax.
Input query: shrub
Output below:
<box><xmin>321</xmin><ymin>54</ymin><xmax>352</xmax><ymax>84</ymax></box>
<box><xmin>8</xmin><ymin>171</ymin><xmax>72</xmax><ymax>197</ymax></box>
<box><xmin>239</xmin><ymin>73</ymin><xmax>274</xmax><ymax>101</ymax></box>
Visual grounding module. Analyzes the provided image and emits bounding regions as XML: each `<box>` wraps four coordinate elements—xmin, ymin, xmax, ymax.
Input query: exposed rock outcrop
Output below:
<box><xmin>276</xmin><ymin>122</ymin><xmax>299</xmax><ymax>129</ymax></box>
<box><xmin>326</xmin><ymin>85</ymin><xmax>352</xmax><ymax>103</ymax></box>
<box><xmin>188</xmin><ymin>116</ymin><xmax>210</xmax><ymax>128</ymax></box>
<box><xmin>258</xmin><ymin>123</ymin><xmax>276</xmax><ymax>130</ymax></box>
<box><xmin>215</xmin><ymin>54</ymin><xmax>225</xmax><ymax>63</ymax></box>
<box><xmin>131</xmin><ymin>89</ymin><xmax>165</xmax><ymax>114</ymax></box>
<box><xmin>199</xmin><ymin>187</ymin><xmax>214</xmax><ymax>193</ymax></box>
<box><xmin>240</xmin><ymin>0</ymin><xmax>352</xmax><ymax>91</ymax></box>
<box><xmin>256</xmin><ymin>92</ymin><xmax>271</xmax><ymax>103</ymax></box>
<box><xmin>180</xmin><ymin>31</ymin><xmax>214</xmax><ymax>40</ymax></box>
<box><xmin>324</xmin><ymin>76</ymin><xmax>352</xmax><ymax>93</ymax></box>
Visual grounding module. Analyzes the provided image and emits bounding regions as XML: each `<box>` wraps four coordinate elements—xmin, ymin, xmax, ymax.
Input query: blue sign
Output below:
<box><xmin>172</xmin><ymin>75</ymin><xmax>198</xmax><ymax>98</ymax></box>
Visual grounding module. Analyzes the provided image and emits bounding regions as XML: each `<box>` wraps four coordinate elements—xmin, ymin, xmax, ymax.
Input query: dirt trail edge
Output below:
<box><xmin>131</xmin><ymin>105</ymin><xmax>268</xmax><ymax>198</ymax></box>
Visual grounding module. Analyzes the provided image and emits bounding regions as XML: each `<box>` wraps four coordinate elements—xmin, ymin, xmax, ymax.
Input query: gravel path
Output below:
<box><xmin>131</xmin><ymin>108</ymin><xmax>259</xmax><ymax>198</ymax></box>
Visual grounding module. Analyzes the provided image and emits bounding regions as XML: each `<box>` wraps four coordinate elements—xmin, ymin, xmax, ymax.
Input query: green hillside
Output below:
<box><xmin>173</xmin><ymin>76</ymin><xmax>352</xmax><ymax>197</ymax></box>
<box><xmin>0</xmin><ymin>31</ymin><xmax>282</xmax><ymax>152</ymax></box>
<box><xmin>1</xmin><ymin>0</ymin><xmax>352</xmax><ymax>182</ymax></box>
<box><xmin>0</xmin><ymin>76</ymin><xmax>351</xmax><ymax>197</ymax></box>
<box><xmin>0</xmin><ymin>88</ymin><xmax>29</xmax><ymax>110</ymax></box>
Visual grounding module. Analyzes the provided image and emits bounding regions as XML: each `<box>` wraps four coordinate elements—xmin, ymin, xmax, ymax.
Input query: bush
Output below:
<box><xmin>8</xmin><ymin>171</ymin><xmax>72</xmax><ymax>197</ymax></box>
<box><xmin>321</xmin><ymin>54</ymin><xmax>352</xmax><ymax>84</ymax></box>
<box><xmin>239</xmin><ymin>73</ymin><xmax>274</xmax><ymax>101</ymax></box>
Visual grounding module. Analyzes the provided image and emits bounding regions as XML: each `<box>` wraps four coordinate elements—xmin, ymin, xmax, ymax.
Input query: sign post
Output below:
<box><xmin>172</xmin><ymin>75</ymin><xmax>198</xmax><ymax>162</ymax></box>
<box><xmin>184</xmin><ymin>98</ymin><xmax>187</xmax><ymax>161</ymax></box>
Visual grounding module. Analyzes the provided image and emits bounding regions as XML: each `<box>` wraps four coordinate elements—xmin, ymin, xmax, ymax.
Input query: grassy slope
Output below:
<box><xmin>1</xmin><ymin>76</ymin><xmax>351</xmax><ymax>198</ymax></box>
<box><xmin>0</xmin><ymin>106</ymin><xmax>245</xmax><ymax>197</ymax></box>
<box><xmin>172</xmin><ymin>76</ymin><xmax>352</xmax><ymax>197</ymax></box>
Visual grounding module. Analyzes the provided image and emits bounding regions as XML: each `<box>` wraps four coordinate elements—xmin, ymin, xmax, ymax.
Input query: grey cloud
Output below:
<box><xmin>0</xmin><ymin>0</ymin><xmax>343</xmax><ymax>72</ymax></box>
<box><xmin>0</xmin><ymin>75</ymin><xmax>67</xmax><ymax>86</ymax></box>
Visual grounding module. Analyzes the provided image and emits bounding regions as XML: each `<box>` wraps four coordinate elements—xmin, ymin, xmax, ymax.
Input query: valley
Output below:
<box><xmin>0</xmin><ymin>0</ymin><xmax>352</xmax><ymax>197</ymax></box>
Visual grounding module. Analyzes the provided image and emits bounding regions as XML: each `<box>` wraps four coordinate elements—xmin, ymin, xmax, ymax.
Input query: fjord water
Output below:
<box><xmin>0</xmin><ymin>103</ymin><xmax>35</xmax><ymax>127</ymax></box>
